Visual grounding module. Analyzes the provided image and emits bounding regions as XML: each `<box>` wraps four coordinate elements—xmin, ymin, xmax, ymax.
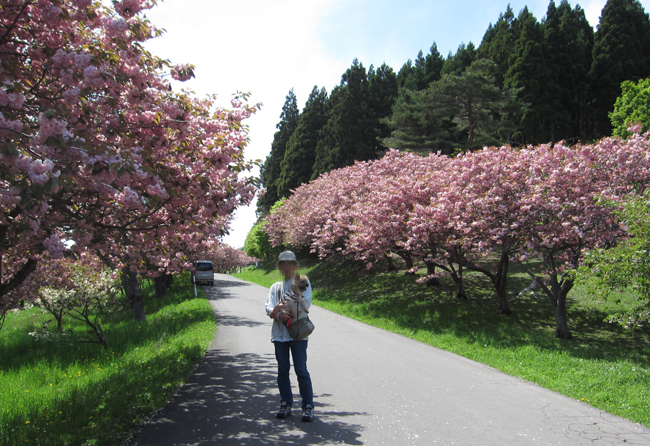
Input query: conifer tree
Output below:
<box><xmin>382</xmin><ymin>87</ymin><xmax>455</xmax><ymax>153</ymax></box>
<box><xmin>478</xmin><ymin>5</ymin><xmax>518</xmax><ymax>87</ymax></box>
<box><xmin>397</xmin><ymin>43</ymin><xmax>444</xmax><ymax>90</ymax></box>
<box><xmin>441</xmin><ymin>42</ymin><xmax>477</xmax><ymax>76</ymax></box>
<box><xmin>276</xmin><ymin>87</ymin><xmax>329</xmax><ymax>197</ymax></box>
<box><xmin>369</xmin><ymin>63</ymin><xmax>399</xmax><ymax>152</ymax></box>
<box><xmin>590</xmin><ymin>0</ymin><xmax>650</xmax><ymax>138</ymax></box>
<box><xmin>312</xmin><ymin>60</ymin><xmax>388</xmax><ymax>179</ymax></box>
<box><xmin>433</xmin><ymin>59</ymin><xmax>519</xmax><ymax>148</ymax></box>
<box><xmin>504</xmin><ymin>7</ymin><xmax>550</xmax><ymax>144</ymax></box>
<box><xmin>552</xmin><ymin>1</ymin><xmax>594</xmax><ymax>142</ymax></box>
<box><xmin>258</xmin><ymin>89</ymin><xmax>300</xmax><ymax>215</ymax></box>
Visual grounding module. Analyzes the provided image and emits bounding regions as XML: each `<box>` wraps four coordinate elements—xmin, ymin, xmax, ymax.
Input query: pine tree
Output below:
<box><xmin>432</xmin><ymin>59</ymin><xmax>521</xmax><ymax>149</ymax></box>
<box><xmin>385</xmin><ymin>59</ymin><xmax>521</xmax><ymax>153</ymax></box>
<box><xmin>257</xmin><ymin>89</ymin><xmax>299</xmax><ymax>215</ymax></box>
<box><xmin>590</xmin><ymin>0</ymin><xmax>650</xmax><ymax>138</ymax></box>
<box><xmin>276</xmin><ymin>87</ymin><xmax>329</xmax><ymax>197</ymax></box>
<box><xmin>383</xmin><ymin>87</ymin><xmax>455</xmax><ymax>154</ymax></box>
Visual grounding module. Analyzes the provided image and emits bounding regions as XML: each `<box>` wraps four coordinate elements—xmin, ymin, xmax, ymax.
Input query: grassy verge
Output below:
<box><xmin>234</xmin><ymin>258</ymin><xmax>650</xmax><ymax>427</ymax></box>
<box><xmin>0</xmin><ymin>277</ymin><xmax>216</xmax><ymax>446</ymax></box>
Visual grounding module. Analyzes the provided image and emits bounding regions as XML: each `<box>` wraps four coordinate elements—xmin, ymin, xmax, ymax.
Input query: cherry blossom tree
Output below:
<box><xmin>264</xmin><ymin>131</ymin><xmax>650</xmax><ymax>338</ymax></box>
<box><xmin>0</xmin><ymin>0</ymin><xmax>258</xmax><ymax>323</ymax></box>
<box><xmin>201</xmin><ymin>244</ymin><xmax>258</xmax><ymax>274</ymax></box>
<box><xmin>514</xmin><ymin>132</ymin><xmax>650</xmax><ymax>338</ymax></box>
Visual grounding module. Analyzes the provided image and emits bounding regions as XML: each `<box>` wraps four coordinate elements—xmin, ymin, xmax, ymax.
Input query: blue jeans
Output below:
<box><xmin>274</xmin><ymin>340</ymin><xmax>313</xmax><ymax>409</ymax></box>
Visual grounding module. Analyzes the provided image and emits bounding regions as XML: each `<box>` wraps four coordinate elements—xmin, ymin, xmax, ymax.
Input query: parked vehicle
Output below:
<box><xmin>192</xmin><ymin>260</ymin><xmax>214</xmax><ymax>286</ymax></box>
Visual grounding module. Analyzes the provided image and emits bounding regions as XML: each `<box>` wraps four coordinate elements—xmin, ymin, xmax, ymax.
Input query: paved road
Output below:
<box><xmin>132</xmin><ymin>274</ymin><xmax>650</xmax><ymax>445</ymax></box>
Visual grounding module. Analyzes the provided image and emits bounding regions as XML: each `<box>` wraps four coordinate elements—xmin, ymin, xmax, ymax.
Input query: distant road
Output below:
<box><xmin>132</xmin><ymin>274</ymin><xmax>650</xmax><ymax>445</ymax></box>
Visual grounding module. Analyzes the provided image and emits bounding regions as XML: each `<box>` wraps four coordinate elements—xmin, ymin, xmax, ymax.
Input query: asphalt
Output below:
<box><xmin>131</xmin><ymin>274</ymin><xmax>650</xmax><ymax>445</ymax></box>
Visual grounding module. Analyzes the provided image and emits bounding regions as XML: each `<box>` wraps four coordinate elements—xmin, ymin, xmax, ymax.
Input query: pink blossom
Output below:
<box><xmin>627</xmin><ymin>122</ymin><xmax>643</xmax><ymax>134</ymax></box>
<box><xmin>171</xmin><ymin>64</ymin><xmax>194</xmax><ymax>82</ymax></box>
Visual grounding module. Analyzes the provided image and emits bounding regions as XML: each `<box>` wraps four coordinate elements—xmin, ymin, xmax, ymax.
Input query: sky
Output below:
<box><xmin>141</xmin><ymin>0</ymin><xmax>650</xmax><ymax>249</ymax></box>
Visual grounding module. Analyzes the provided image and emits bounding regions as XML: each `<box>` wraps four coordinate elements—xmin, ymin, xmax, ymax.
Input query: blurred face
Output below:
<box><xmin>278</xmin><ymin>261</ymin><xmax>298</xmax><ymax>280</ymax></box>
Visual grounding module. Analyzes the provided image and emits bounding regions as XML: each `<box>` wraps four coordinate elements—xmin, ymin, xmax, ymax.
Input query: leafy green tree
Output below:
<box><xmin>258</xmin><ymin>90</ymin><xmax>300</xmax><ymax>215</ymax></box>
<box><xmin>244</xmin><ymin>219</ymin><xmax>281</xmax><ymax>262</ymax></box>
<box><xmin>276</xmin><ymin>87</ymin><xmax>329</xmax><ymax>197</ymax></box>
<box><xmin>579</xmin><ymin>193</ymin><xmax>650</xmax><ymax>334</ymax></box>
<box><xmin>610</xmin><ymin>77</ymin><xmax>650</xmax><ymax>137</ymax></box>
<box><xmin>590</xmin><ymin>0</ymin><xmax>650</xmax><ymax>138</ymax></box>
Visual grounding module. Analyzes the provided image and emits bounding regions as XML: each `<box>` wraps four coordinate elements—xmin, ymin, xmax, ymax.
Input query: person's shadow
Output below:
<box><xmin>131</xmin><ymin>349</ymin><xmax>365</xmax><ymax>445</ymax></box>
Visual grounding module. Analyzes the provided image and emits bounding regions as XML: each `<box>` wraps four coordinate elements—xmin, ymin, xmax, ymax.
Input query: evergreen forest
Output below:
<box><xmin>257</xmin><ymin>0</ymin><xmax>650</xmax><ymax>216</ymax></box>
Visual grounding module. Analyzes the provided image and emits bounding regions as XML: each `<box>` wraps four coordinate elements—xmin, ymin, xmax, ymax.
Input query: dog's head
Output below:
<box><xmin>291</xmin><ymin>272</ymin><xmax>309</xmax><ymax>294</ymax></box>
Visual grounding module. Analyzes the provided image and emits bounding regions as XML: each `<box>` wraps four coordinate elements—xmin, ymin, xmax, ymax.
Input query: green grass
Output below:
<box><xmin>0</xmin><ymin>277</ymin><xmax>217</xmax><ymax>446</ymax></box>
<box><xmin>233</xmin><ymin>262</ymin><xmax>286</xmax><ymax>289</ymax></box>
<box><xmin>234</xmin><ymin>256</ymin><xmax>650</xmax><ymax>427</ymax></box>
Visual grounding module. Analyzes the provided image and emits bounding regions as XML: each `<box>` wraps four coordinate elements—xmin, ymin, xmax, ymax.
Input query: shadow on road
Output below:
<box><xmin>133</xmin><ymin>349</ymin><xmax>364</xmax><ymax>446</ymax></box>
<box><xmin>214</xmin><ymin>313</ymin><xmax>266</xmax><ymax>328</ymax></box>
<box><xmin>200</xmin><ymin>280</ymin><xmax>257</xmax><ymax>302</ymax></box>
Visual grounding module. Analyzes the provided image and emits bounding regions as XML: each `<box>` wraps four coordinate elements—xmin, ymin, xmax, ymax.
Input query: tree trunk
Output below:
<box><xmin>395</xmin><ymin>250</ymin><xmax>413</xmax><ymax>270</ymax></box>
<box><xmin>494</xmin><ymin>251</ymin><xmax>512</xmax><ymax>315</ymax></box>
<box><xmin>425</xmin><ymin>261</ymin><xmax>441</xmax><ymax>286</ymax></box>
<box><xmin>553</xmin><ymin>279</ymin><xmax>573</xmax><ymax>339</ymax></box>
<box><xmin>384</xmin><ymin>254</ymin><xmax>396</xmax><ymax>272</ymax></box>
<box><xmin>122</xmin><ymin>266</ymin><xmax>146</xmax><ymax>321</ymax></box>
<box><xmin>154</xmin><ymin>272</ymin><xmax>173</xmax><ymax>298</ymax></box>
<box><xmin>55</xmin><ymin>309</ymin><xmax>64</xmax><ymax>331</ymax></box>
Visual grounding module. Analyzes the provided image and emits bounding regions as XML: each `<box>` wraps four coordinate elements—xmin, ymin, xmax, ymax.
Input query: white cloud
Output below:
<box><xmin>143</xmin><ymin>0</ymin><xmax>348</xmax><ymax>248</ymax></box>
<box><xmin>582</xmin><ymin>0</ymin><xmax>606</xmax><ymax>28</ymax></box>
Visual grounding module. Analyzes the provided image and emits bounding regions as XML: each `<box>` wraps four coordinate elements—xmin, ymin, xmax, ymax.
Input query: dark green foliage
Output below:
<box><xmin>276</xmin><ymin>87</ymin><xmax>329</xmax><ymax>197</ymax></box>
<box><xmin>263</xmin><ymin>0</ymin><xmax>650</xmax><ymax>186</ymax></box>
<box><xmin>478</xmin><ymin>5</ymin><xmax>517</xmax><ymax>87</ymax></box>
<box><xmin>312</xmin><ymin>59</ymin><xmax>397</xmax><ymax>178</ymax></box>
<box><xmin>504</xmin><ymin>7</ymin><xmax>551</xmax><ymax>144</ymax></box>
<box><xmin>397</xmin><ymin>43</ymin><xmax>445</xmax><ymax>90</ymax></box>
<box><xmin>368</xmin><ymin>63</ymin><xmax>399</xmax><ymax>151</ymax></box>
<box><xmin>441</xmin><ymin>42</ymin><xmax>477</xmax><ymax>76</ymax></box>
<box><xmin>257</xmin><ymin>89</ymin><xmax>300</xmax><ymax>216</ymax></box>
<box><xmin>543</xmin><ymin>1</ymin><xmax>594</xmax><ymax>142</ymax></box>
<box><xmin>383</xmin><ymin>87</ymin><xmax>456</xmax><ymax>153</ymax></box>
<box><xmin>385</xmin><ymin>59</ymin><xmax>522</xmax><ymax>152</ymax></box>
<box><xmin>433</xmin><ymin>58</ymin><xmax>521</xmax><ymax>148</ymax></box>
<box><xmin>590</xmin><ymin>0</ymin><xmax>650</xmax><ymax>138</ymax></box>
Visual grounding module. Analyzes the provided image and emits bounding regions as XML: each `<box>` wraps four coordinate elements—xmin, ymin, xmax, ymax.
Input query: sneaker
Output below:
<box><xmin>302</xmin><ymin>404</ymin><xmax>314</xmax><ymax>422</ymax></box>
<box><xmin>276</xmin><ymin>401</ymin><xmax>291</xmax><ymax>419</ymax></box>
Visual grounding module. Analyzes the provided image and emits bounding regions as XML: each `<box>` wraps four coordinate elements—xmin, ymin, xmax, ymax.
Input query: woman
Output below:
<box><xmin>265</xmin><ymin>250</ymin><xmax>314</xmax><ymax>422</ymax></box>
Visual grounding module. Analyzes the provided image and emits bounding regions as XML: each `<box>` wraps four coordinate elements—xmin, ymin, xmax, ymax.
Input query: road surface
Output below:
<box><xmin>132</xmin><ymin>274</ymin><xmax>650</xmax><ymax>445</ymax></box>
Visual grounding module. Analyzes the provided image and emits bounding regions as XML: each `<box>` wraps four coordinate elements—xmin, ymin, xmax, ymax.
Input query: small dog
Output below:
<box><xmin>277</xmin><ymin>273</ymin><xmax>310</xmax><ymax>326</ymax></box>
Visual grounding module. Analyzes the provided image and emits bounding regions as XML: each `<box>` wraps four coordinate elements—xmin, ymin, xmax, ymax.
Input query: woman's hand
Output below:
<box><xmin>277</xmin><ymin>312</ymin><xmax>291</xmax><ymax>323</ymax></box>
